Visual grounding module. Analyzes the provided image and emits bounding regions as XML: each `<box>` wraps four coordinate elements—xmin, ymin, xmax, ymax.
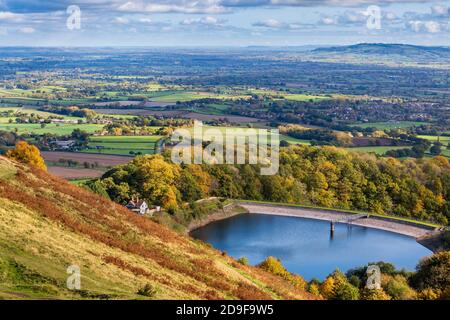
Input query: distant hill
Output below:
<box><xmin>309</xmin><ymin>43</ymin><xmax>450</xmax><ymax>68</ymax></box>
<box><xmin>0</xmin><ymin>156</ymin><xmax>314</xmax><ymax>300</ymax></box>
<box><xmin>313</xmin><ymin>43</ymin><xmax>450</xmax><ymax>57</ymax></box>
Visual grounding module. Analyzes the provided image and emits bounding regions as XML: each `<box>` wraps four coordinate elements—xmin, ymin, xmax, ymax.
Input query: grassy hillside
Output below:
<box><xmin>0</xmin><ymin>156</ymin><xmax>315</xmax><ymax>300</ymax></box>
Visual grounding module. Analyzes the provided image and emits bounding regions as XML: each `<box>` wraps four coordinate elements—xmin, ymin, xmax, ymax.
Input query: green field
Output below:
<box><xmin>418</xmin><ymin>135</ymin><xmax>450</xmax><ymax>157</ymax></box>
<box><xmin>0</xmin><ymin>107</ymin><xmax>82</xmax><ymax>123</ymax></box>
<box><xmin>417</xmin><ymin>135</ymin><xmax>450</xmax><ymax>146</ymax></box>
<box><xmin>0</xmin><ymin>123</ymin><xmax>103</xmax><ymax>135</ymax></box>
<box><xmin>150</xmin><ymin>91</ymin><xmax>249</xmax><ymax>103</ymax></box>
<box><xmin>184</xmin><ymin>125</ymin><xmax>312</xmax><ymax>147</ymax></box>
<box><xmin>351</xmin><ymin>121</ymin><xmax>429</xmax><ymax>130</ymax></box>
<box><xmin>279</xmin><ymin>136</ymin><xmax>311</xmax><ymax>145</ymax></box>
<box><xmin>282</xmin><ymin>94</ymin><xmax>329</xmax><ymax>102</ymax></box>
<box><xmin>345</xmin><ymin>146</ymin><xmax>412</xmax><ymax>155</ymax></box>
<box><xmin>83</xmin><ymin>135</ymin><xmax>163</xmax><ymax>155</ymax></box>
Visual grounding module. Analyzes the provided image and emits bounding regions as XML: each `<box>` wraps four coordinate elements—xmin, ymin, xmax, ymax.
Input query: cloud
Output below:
<box><xmin>407</xmin><ymin>20</ymin><xmax>442</xmax><ymax>33</ymax></box>
<box><xmin>19</xmin><ymin>26</ymin><xmax>35</xmax><ymax>33</ymax></box>
<box><xmin>118</xmin><ymin>1</ymin><xmax>230</xmax><ymax>14</ymax></box>
<box><xmin>138</xmin><ymin>17</ymin><xmax>153</xmax><ymax>23</ymax></box>
<box><xmin>114</xmin><ymin>16</ymin><xmax>129</xmax><ymax>24</ymax></box>
<box><xmin>319</xmin><ymin>8</ymin><xmax>400</xmax><ymax>27</ymax></box>
<box><xmin>253</xmin><ymin>19</ymin><xmax>284</xmax><ymax>28</ymax></box>
<box><xmin>252</xmin><ymin>18</ymin><xmax>309</xmax><ymax>30</ymax></box>
<box><xmin>0</xmin><ymin>11</ymin><xmax>23</xmax><ymax>21</ymax></box>
<box><xmin>431</xmin><ymin>4</ymin><xmax>449</xmax><ymax>15</ymax></box>
<box><xmin>403</xmin><ymin>4</ymin><xmax>449</xmax><ymax>33</ymax></box>
<box><xmin>180</xmin><ymin>16</ymin><xmax>226</xmax><ymax>26</ymax></box>
<box><xmin>227</xmin><ymin>0</ymin><xmax>445</xmax><ymax>7</ymax></box>
<box><xmin>321</xmin><ymin>17</ymin><xmax>338</xmax><ymax>25</ymax></box>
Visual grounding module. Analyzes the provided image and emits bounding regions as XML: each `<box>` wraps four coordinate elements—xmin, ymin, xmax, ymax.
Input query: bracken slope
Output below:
<box><xmin>0</xmin><ymin>156</ymin><xmax>316</xmax><ymax>300</ymax></box>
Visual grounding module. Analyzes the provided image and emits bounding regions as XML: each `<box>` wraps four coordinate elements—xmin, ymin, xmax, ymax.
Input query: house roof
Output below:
<box><xmin>126</xmin><ymin>200</ymin><xmax>147</xmax><ymax>208</ymax></box>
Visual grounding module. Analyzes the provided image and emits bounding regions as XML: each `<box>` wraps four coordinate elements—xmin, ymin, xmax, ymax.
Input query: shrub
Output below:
<box><xmin>237</xmin><ymin>257</ymin><xmax>249</xmax><ymax>266</ymax></box>
<box><xmin>332</xmin><ymin>282</ymin><xmax>360</xmax><ymax>300</ymax></box>
<box><xmin>360</xmin><ymin>288</ymin><xmax>391</xmax><ymax>300</ymax></box>
<box><xmin>258</xmin><ymin>256</ymin><xmax>307</xmax><ymax>290</ymax></box>
<box><xmin>382</xmin><ymin>275</ymin><xmax>416</xmax><ymax>300</ymax></box>
<box><xmin>417</xmin><ymin>288</ymin><xmax>440</xmax><ymax>300</ymax></box>
<box><xmin>137</xmin><ymin>284</ymin><xmax>158</xmax><ymax>297</ymax></box>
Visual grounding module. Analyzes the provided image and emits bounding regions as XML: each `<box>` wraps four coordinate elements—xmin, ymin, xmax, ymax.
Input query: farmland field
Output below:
<box><xmin>282</xmin><ymin>94</ymin><xmax>330</xmax><ymax>102</ymax></box>
<box><xmin>186</xmin><ymin>125</ymin><xmax>311</xmax><ymax>145</ymax></box>
<box><xmin>83</xmin><ymin>135</ymin><xmax>164</xmax><ymax>156</ymax></box>
<box><xmin>351</xmin><ymin>121</ymin><xmax>429</xmax><ymax>130</ymax></box>
<box><xmin>0</xmin><ymin>123</ymin><xmax>103</xmax><ymax>135</ymax></box>
<box><xmin>47</xmin><ymin>166</ymin><xmax>104</xmax><ymax>179</ymax></box>
<box><xmin>346</xmin><ymin>146</ymin><xmax>412</xmax><ymax>155</ymax></box>
<box><xmin>417</xmin><ymin>135</ymin><xmax>450</xmax><ymax>157</ymax></box>
<box><xmin>41</xmin><ymin>151</ymin><xmax>132</xmax><ymax>167</ymax></box>
<box><xmin>0</xmin><ymin>107</ymin><xmax>82</xmax><ymax>123</ymax></box>
<box><xmin>148</xmin><ymin>91</ymin><xmax>250</xmax><ymax>103</ymax></box>
<box><xmin>417</xmin><ymin>135</ymin><xmax>450</xmax><ymax>146</ymax></box>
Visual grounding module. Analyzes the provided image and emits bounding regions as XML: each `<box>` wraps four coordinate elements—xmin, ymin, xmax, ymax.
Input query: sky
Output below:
<box><xmin>0</xmin><ymin>0</ymin><xmax>449</xmax><ymax>46</ymax></box>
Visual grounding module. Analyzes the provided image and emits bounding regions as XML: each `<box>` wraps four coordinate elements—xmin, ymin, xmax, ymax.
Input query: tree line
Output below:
<box><xmin>87</xmin><ymin>145</ymin><xmax>450</xmax><ymax>225</ymax></box>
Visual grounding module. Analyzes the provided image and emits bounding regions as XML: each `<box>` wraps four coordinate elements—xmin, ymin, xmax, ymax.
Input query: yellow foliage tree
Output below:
<box><xmin>135</xmin><ymin>155</ymin><xmax>180</xmax><ymax>208</ymax></box>
<box><xmin>6</xmin><ymin>141</ymin><xmax>47</xmax><ymax>171</ymax></box>
<box><xmin>308</xmin><ymin>283</ymin><xmax>322</xmax><ymax>298</ymax></box>
<box><xmin>417</xmin><ymin>288</ymin><xmax>440</xmax><ymax>300</ymax></box>
<box><xmin>360</xmin><ymin>288</ymin><xmax>391</xmax><ymax>300</ymax></box>
<box><xmin>161</xmin><ymin>186</ymin><xmax>178</xmax><ymax>210</ymax></box>
<box><xmin>187</xmin><ymin>164</ymin><xmax>212</xmax><ymax>196</ymax></box>
<box><xmin>319</xmin><ymin>276</ymin><xmax>335</xmax><ymax>299</ymax></box>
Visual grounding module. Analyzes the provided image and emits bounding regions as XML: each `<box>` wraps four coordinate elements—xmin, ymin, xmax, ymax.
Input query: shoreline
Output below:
<box><xmin>187</xmin><ymin>204</ymin><xmax>247</xmax><ymax>232</ymax></box>
<box><xmin>239</xmin><ymin>203</ymin><xmax>436</xmax><ymax>239</ymax></box>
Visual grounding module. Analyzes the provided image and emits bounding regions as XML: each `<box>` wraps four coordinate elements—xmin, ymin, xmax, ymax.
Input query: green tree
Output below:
<box><xmin>410</xmin><ymin>251</ymin><xmax>450</xmax><ymax>296</ymax></box>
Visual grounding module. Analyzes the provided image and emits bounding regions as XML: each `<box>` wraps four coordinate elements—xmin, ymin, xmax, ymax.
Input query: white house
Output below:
<box><xmin>125</xmin><ymin>199</ymin><xmax>149</xmax><ymax>215</ymax></box>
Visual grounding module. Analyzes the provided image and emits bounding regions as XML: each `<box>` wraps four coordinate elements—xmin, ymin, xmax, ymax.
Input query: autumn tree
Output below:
<box><xmin>135</xmin><ymin>155</ymin><xmax>180</xmax><ymax>209</ymax></box>
<box><xmin>6</xmin><ymin>141</ymin><xmax>47</xmax><ymax>171</ymax></box>
<box><xmin>410</xmin><ymin>251</ymin><xmax>450</xmax><ymax>298</ymax></box>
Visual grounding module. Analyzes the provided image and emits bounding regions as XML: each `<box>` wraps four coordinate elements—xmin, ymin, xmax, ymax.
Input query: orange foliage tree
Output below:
<box><xmin>6</xmin><ymin>141</ymin><xmax>47</xmax><ymax>171</ymax></box>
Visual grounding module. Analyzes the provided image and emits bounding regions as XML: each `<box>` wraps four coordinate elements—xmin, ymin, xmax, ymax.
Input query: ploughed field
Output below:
<box><xmin>41</xmin><ymin>151</ymin><xmax>132</xmax><ymax>167</ymax></box>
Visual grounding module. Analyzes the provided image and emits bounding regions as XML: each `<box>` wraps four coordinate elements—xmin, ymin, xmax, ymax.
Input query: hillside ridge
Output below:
<box><xmin>0</xmin><ymin>156</ymin><xmax>315</xmax><ymax>300</ymax></box>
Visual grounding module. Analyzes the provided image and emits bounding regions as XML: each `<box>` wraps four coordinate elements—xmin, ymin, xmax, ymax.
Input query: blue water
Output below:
<box><xmin>191</xmin><ymin>213</ymin><xmax>432</xmax><ymax>280</ymax></box>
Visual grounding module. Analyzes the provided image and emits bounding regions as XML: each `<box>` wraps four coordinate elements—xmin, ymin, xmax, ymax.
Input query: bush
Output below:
<box><xmin>258</xmin><ymin>256</ymin><xmax>307</xmax><ymax>290</ymax></box>
<box><xmin>137</xmin><ymin>283</ymin><xmax>157</xmax><ymax>297</ymax></box>
<box><xmin>383</xmin><ymin>275</ymin><xmax>416</xmax><ymax>300</ymax></box>
<box><xmin>360</xmin><ymin>288</ymin><xmax>391</xmax><ymax>300</ymax></box>
<box><xmin>332</xmin><ymin>282</ymin><xmax>360</xmax><ymax>300</ymax></box>
<box><xmin>237</xmin><ymin>257</ymin><xmax>249</xmax><ymax>266</ymax></box>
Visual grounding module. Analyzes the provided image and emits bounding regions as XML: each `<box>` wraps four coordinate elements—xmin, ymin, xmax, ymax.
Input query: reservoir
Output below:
<box><xmin>191</xmin><ymin>213</ymin><xmax>432</xmax><ymax>280</ymax></box>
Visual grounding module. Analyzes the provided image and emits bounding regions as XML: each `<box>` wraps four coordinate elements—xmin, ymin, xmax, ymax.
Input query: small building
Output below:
<box><xmin>52</xmin><ymin>140</ymin><xmax>76</xmax><ymax>150</ymax></box>
<box><xmin>126</xmin><ymin>199</ymin><xmax>149</xmax><ymax>215</ymax></box>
